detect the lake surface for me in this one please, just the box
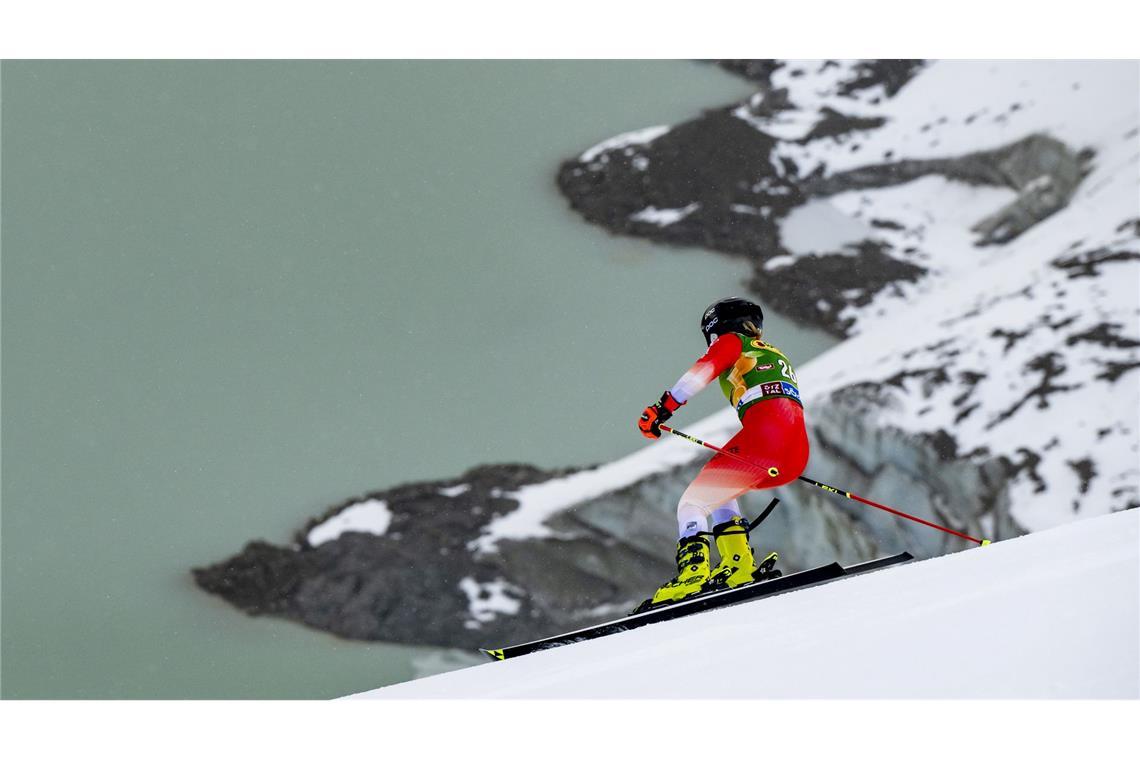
[1,60,836,698]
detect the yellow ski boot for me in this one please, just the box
[648,536,711,606]
[707,516,757,590]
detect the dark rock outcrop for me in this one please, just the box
[712,59,925,99]
[558,63,1087,337]
[193,445,889,648]
[801,133,1088,246]
[557,108,796,259]
[194,463,600,648]
[746,240,928,336]
[710,59,784,86]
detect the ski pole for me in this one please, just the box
[658,424,990,546]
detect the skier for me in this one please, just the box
[637,297,810,606]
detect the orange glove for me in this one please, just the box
[638,391,684,439]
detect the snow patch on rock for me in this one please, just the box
[580,125,670,162]
[458,577,523,629]
[629,203,700,227]
[307,499,392,546]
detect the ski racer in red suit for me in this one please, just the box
[637,297,810,606]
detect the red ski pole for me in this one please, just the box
[659,424,990,546]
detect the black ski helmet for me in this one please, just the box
[700,297,764,346]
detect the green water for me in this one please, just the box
[1,61,836,698]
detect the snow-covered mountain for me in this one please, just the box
[194,60,1138,655]
[352,508,1139,698]
[522,57,1139,555]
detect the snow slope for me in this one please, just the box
[354,508,1138,698]
[767,59,1133,175]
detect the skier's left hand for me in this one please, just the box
[638,391,683,439]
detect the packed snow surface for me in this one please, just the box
[355,509,1138,698]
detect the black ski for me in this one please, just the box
[480,551,913,661]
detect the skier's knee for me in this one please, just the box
[677,498,712,522]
